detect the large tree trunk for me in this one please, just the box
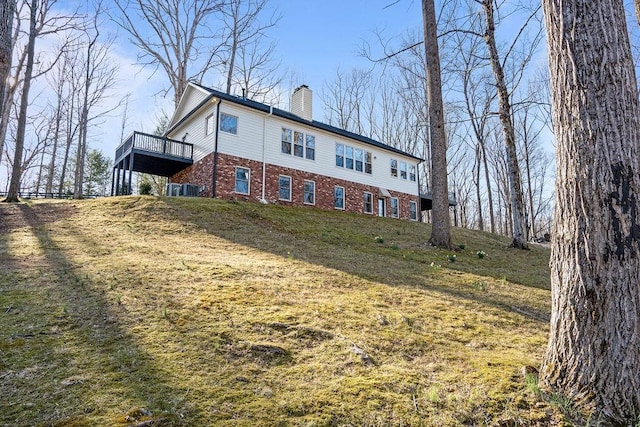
[5,0,37,203]
[481,0,528,249]
[422,0,451,249]
[541,0,640,423]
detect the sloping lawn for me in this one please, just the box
[0,196,562,426]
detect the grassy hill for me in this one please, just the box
[0,196,563,426]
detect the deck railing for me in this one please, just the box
[115,131,193,160]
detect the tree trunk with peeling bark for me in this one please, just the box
[540,0,640,423]
[422,0,451,249]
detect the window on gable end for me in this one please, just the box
[220,113,238,134]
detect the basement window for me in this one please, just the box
[303,180,315,205]
[235,167,250,194]
[390,197,399,218]
[363,192,373,214]
[278,175,291,201]
[334,186,345,210]
[409,201,417,221]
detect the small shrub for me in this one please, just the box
[473,281,487,291]
[448,254,457,263]
[139,181,153,195]
[458,243,466,250]
[477,250,486,259]
[391,244,399,250]
[375,235,384,244]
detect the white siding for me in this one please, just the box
[169,90,421,197]
[169,87,209,128]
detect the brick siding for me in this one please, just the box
[171,152,420,221]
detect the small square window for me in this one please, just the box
[220,113,238,134]
[235,167,250,194]
[303,180,315,205]
[334,186,345,210]
[278,175,291,201]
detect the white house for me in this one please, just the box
[113,82,434,221]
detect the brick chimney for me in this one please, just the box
[291,85,312,121]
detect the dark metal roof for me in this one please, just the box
[189,82,424,162]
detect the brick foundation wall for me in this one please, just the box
[171,152,420,221]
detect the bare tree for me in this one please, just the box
[3,0,78,202]
[422,0,452,248]
[110,0,224,108]
[73,6,119,199]
[5,0,38,202]
[541,0,640,422]
[220,0,280,97]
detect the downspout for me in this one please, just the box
[261,105,273,203]
[211,100,221,198]
[416,160,423,222]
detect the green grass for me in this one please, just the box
[0,196,563,426]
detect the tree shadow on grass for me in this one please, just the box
[165,198,550,324]
[0,203,199,426]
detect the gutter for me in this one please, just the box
[261,105,274,203]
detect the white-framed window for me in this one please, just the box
[335,143,344,167]
[278,175,291,201]
[294,131,304,157]
[363,192,373,214]
[334,186,345,210]
[205,114,215,136]
[400,161,407,180]
[282,127,315,160]
[390,159,398,177]
[303,180,315,205]
[390,197,399,218]
[235,167,250,194]
[365,152,372,174]
[336,143,372,175]
[281,128,292,154]
[355,148,364,172]
[409,200,418,221]
[345,146,354,169]
[220,113,238,134]
[306,135,315,160]
[409,165,416,182]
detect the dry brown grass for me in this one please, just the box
[0,196,564,426]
